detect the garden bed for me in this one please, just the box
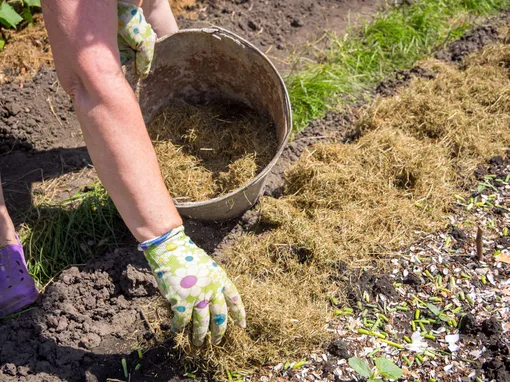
[1,2,509,382]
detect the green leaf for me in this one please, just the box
[426,303,440,316]
[348,357,372,378]
[0,37,5,51]
[374,358,403,380]
[20,8,33,25]
[25,0,41,7]
[0,2,23,28]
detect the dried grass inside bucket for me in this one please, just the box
[148,102,277,202]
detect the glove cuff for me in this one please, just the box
[138,225,184,251]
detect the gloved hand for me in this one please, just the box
[117,1,156,78]
[140,226,246,346]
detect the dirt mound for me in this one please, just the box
[435,25,500,62]
[0,248,188,382]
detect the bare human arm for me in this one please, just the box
[41,0,181,242]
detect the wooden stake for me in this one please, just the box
[476,226,483,261]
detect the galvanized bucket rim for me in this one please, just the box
[154,26,293,211]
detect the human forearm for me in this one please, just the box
[74,72,182,242]
[42,0,181,242]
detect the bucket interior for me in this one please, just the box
[129,28,290,148]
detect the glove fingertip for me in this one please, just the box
[211,335,224,346]
[236,317,247,329]
[192,336,205,347]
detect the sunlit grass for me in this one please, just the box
[288,0,510,131]
[19,182,126,285]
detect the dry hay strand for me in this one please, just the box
[151,142,216,202]
[499,23,510,44]
[148,102,277,201]
[144,262,329,374]
[259,126,456,271]
[0,15,52,83]
[217,153,258,193]
[149,33,510,376]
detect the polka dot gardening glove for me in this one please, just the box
[117,1,156,79]
[140,226,246,346]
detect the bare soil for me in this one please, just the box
[178,0,383,72]
[0,250,187,382]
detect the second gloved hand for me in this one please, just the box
[117,1,156,78]
[140,226,246,346]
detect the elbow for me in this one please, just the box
[59,47,126,106]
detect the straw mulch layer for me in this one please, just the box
[174,40,510,372]
[0,15,52,83]
[147,102,277,202]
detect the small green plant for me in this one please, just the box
[0,0,41,51]
[349,357,403,381]
[121,358,128,379]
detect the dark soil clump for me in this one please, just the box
[0,249,187,382]
[327,340,350,360]
[376,66,437,97]
[346,271,398,305]
[449,226,471,250]
[436,25,499,63]
[459,314,510,382]
[402,272,422,287]
[474,153,510,182]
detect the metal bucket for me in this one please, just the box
[125,27,292,221]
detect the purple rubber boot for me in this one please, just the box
[0,235,38,317]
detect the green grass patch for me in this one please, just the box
[287,0,510,131]
[19,183,125,285]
